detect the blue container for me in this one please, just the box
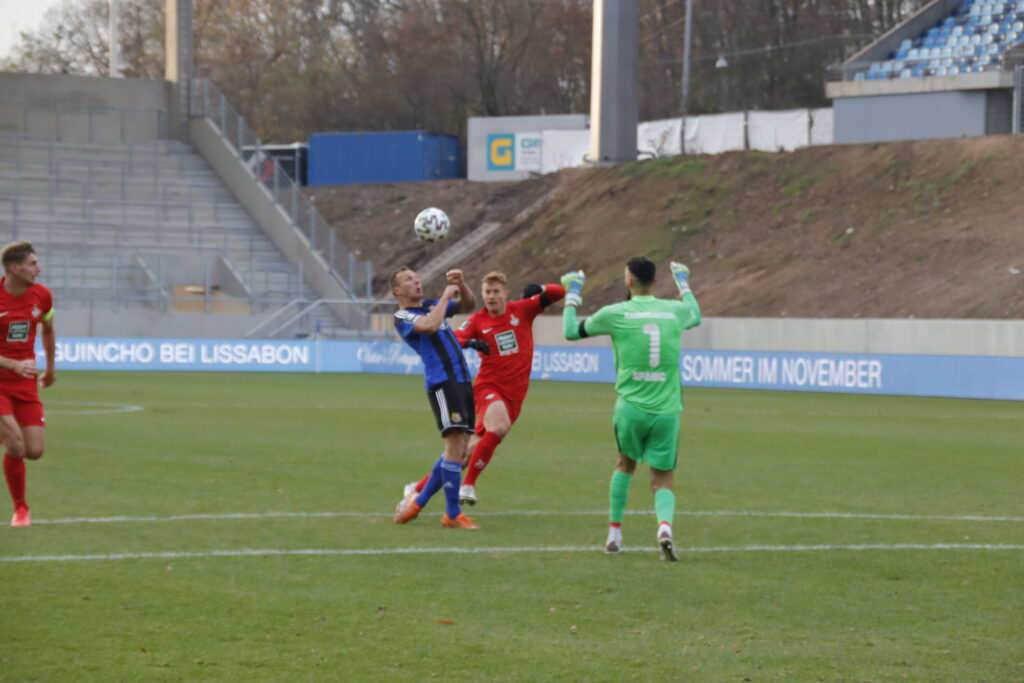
[307,131,461,186]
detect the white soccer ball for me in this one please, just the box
[413,207,450,242]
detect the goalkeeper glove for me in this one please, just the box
[465,339,490,355]
[670,262,691,296]
[560,270,586,307]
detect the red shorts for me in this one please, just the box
[0,382,45,427]
[473,385,523,435]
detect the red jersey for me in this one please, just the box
[0,279,53,386]
[456,285,565,402]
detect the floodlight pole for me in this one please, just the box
[681,0,693,154]
[109,0,119,77]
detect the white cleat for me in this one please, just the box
[396,482,418,515]
[458,484,477,506]
[604,526,623,554]
[658,524,678,562]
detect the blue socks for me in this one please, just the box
[416,456,463,519]
[439,460,462,518]
[416,456,445,507]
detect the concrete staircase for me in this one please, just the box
[0,134,314,317]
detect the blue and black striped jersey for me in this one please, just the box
[394,299,472,389]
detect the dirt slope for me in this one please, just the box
[310,135,1024,319]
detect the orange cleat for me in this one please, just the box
[10,505,31,527]
[393,494,421,524]
[441,512,478,529]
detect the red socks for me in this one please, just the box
[3,454,26,509]
[463,431,503,487]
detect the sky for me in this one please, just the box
[0,0,65,59]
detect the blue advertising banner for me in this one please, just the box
[40,338,1023,401]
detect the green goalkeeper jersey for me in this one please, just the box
[564,294,701,414]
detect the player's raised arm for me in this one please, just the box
[447,269,475,314]
[670,262,702,329]
[537,283,566,309]
[560,270,589,341]
[413,285,460,334]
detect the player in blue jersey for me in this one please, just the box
[391,266,479,529]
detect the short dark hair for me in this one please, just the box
[626,257,656,286]
[1,241,35,270]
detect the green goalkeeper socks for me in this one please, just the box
[654,487,676,527]
[609,471,632,524]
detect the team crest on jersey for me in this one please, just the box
[31,305,41,318]
[510,315,520,326]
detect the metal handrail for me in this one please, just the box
[189,78,373,298]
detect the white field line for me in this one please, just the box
[45,401,144,415]
[3,543,1024,563]
[32,509,1024,525]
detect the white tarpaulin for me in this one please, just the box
[810,108,834,146]
[540,129,591,174]
[748,109,810,152]
[685,112,746,155]
[637,118,682,157]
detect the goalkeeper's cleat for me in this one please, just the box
[10,505,30,528]
[393,494,421,524]
[441,512,478,529]
[604,526,623,554]
[458,484,478,506]
[560,270,586,307]
[670,262,691,296]
[657,523,678,562]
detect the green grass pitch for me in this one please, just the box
[1,371,1021,682]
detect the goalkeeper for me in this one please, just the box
[561,258,701,561]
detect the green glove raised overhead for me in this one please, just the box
[670,262,691,296]
[560,270,586,307]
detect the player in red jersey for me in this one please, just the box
[0,241,56,527]
[403,272,564,507]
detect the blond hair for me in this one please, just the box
[482,271,507,287]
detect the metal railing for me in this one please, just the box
[189,78,373,298]
[0,102,168,143]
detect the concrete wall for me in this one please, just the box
[833,90,988,143]
[467,114,587,182]
[0,72,171,142]
[528,316,1024,358]
[60,308,269,338]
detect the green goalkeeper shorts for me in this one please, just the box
[612,397,680,471]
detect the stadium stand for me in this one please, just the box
[853,0,1024,80]
[0,131,312,314]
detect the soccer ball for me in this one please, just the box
[413,207,450,242]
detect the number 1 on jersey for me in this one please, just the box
[643,323,660,367]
